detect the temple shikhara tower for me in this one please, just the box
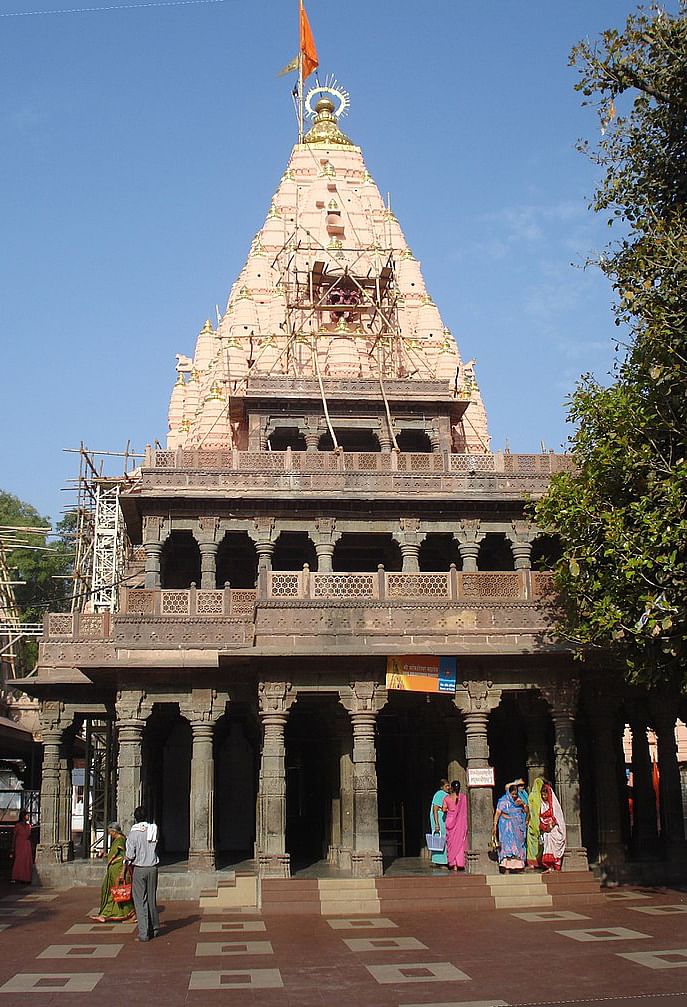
[23,70,686,899]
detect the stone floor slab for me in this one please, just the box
[626,904,687,916]
[555,926,651,942]
[366,962,471,984]
[37,943,123,959]
[400,1002,508,1007]
[195,940,273,957]
[0,908,34,917]
[199,920,266,933]
[618,948,687,970]
[188,969,283,989]
[0,972,104,993]
[327,917,398,930]
[66,923,137,934]
[344,937,428,952]
[16,894,59,903]
[511,910,590,922]
[604,890,652,900]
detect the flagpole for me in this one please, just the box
[298,0,304,143]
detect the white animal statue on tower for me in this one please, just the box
[175,354,194,373]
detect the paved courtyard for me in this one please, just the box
[0,882,686,1006]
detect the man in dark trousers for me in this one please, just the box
[125,806,160,942]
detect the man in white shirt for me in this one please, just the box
[125,805,160,942]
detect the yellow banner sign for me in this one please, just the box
[386,656,457,694]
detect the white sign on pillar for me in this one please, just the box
[467,767,495,787]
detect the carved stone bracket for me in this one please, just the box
[142,515,168,544]
[258,680,295,718]
[179,688,226,727]
[196,516,221,544]
[338,679,388,716]
[539,676,580,718]
[455,679,502,715]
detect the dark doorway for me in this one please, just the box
[478,533,515,571]
[319,429,380,452]
[160,532,201,588]
[333,533,402,572]
[419,533,461,571]
[268,428,307,452]
[488,694,527,797]
[531,535,563,570]
[273,532,318,571]
[397,429,432,453]
[285,697,339,869]
[142,705,191,860]
[214,708,259,866]
[216,532,258,588]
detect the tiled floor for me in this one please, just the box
[0,882,685,1005]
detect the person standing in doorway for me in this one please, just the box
[125,806,160,942]
[10,809,33,884]
[429,779,450,869]
[442,780,469,871]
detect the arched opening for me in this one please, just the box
[214,707,259,868]
[376,691,464,862]
[142,705,191,862]
[531,534,563,570]
[419,533,462,571]
[332,533,402,572]
[272,532,317,571]
[477,533,515,571]
[488,694,527,797]
[160,532,201,589]
[285,696,340,870]
[396,429,432,453]
[318,429,380,452]
[216,532,258,589]
[268,428,307,452]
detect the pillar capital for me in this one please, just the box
[115,689,149,724]
[539,677,580,718]
[142,515,168,544]
[39,700,66,736]
[339,680,388,717]
[454,679,502,716]
[258,680,295,719]
[196,516,221,544]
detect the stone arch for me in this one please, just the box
[332,532,402,572]
[477,532,515,571]
[216,531,258,589]
[160,531,201,589]
[396,429,432,453]
[272,531,317,572]
[419,533,461,571]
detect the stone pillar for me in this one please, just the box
[36,701,65,865]
[455,681,502,875]
[315,542,335,572]
[144,542,163,590]
[428,427,442,454]
[182,690,222,871]
[338,729,354,872]
[252,518,276,574]
[115,691,148,833]
[198,542,219,590]
[400,544,420,573]
[58,746,74,862]
[377,429,393,453]
[339,681,387,878]
[509,520,533,571]
[650,695,687,857]
[585,689,626,871]
[314,519,339,574]
[456,520,485,573]
[628,712,659,856]
[303,429,320,452]
[257,681,295,877]
[543,682,589,871]
[398,519,424,574]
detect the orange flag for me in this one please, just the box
[299,1,319,81]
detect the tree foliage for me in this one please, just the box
[536,4,687,689]
[0,491,73,673]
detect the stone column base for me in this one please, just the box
[337,847,352,872]
[36,843,65,865]
[351,850,383,878]
[258,853,291,878]
[562,847,589,872]
[466,849,499,876]
[327,844,338,865]
[188,850,216,871]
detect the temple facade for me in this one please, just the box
[25,93,686,883]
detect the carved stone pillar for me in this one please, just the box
[398,519,424,573]
[58,741,74,862]
[257,681,295,877]
[115,691,148,832]
[400,544,420,573]
[509,521,533,571]
[303,429,320,452]
[456,520,485,573]
[181,690,222,871]
[198,542,219,590]
[455,681,501,875]
[252,518,276,573]
[650,695,687,858]
[36,701,65,865]
[628,712,659,856]
[338,727,354,872]
[313,519,339,574]
[144,542,163,590]
[585,687,625,871]
[339,681,388,877]
[540,679,589,871]
[377,429,393,453]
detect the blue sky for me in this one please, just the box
[0,0,656,525]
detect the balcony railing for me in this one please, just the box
[43,572,555,642]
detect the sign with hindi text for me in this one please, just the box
[386,656,457,695]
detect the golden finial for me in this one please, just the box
[305,97,353,147]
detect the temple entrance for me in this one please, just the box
[376,692,465,863]
[214,707,259,867]
[285,696,340,870]
[142,705,191,861]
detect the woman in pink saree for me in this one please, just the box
[442,780,468,871]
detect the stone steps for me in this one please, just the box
[199,872,258,911]
[486,872,553,910]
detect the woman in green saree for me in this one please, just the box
[527,777,545,868]
[92,823,135,923]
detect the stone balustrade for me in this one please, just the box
[43,572,556,643]
[139,449,573,498]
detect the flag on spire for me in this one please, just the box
[299,1,319,80]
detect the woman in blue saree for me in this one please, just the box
[429,779,450,868]
[492,781,529,872]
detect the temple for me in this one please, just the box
[21,85,686,893]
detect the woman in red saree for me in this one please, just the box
[11,810,33,884]
[442,780,469,871]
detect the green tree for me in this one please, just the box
[536,4,687,690]
[0,491,73,673]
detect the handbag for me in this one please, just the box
[110,867,132,904]
[426,832,445,853]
